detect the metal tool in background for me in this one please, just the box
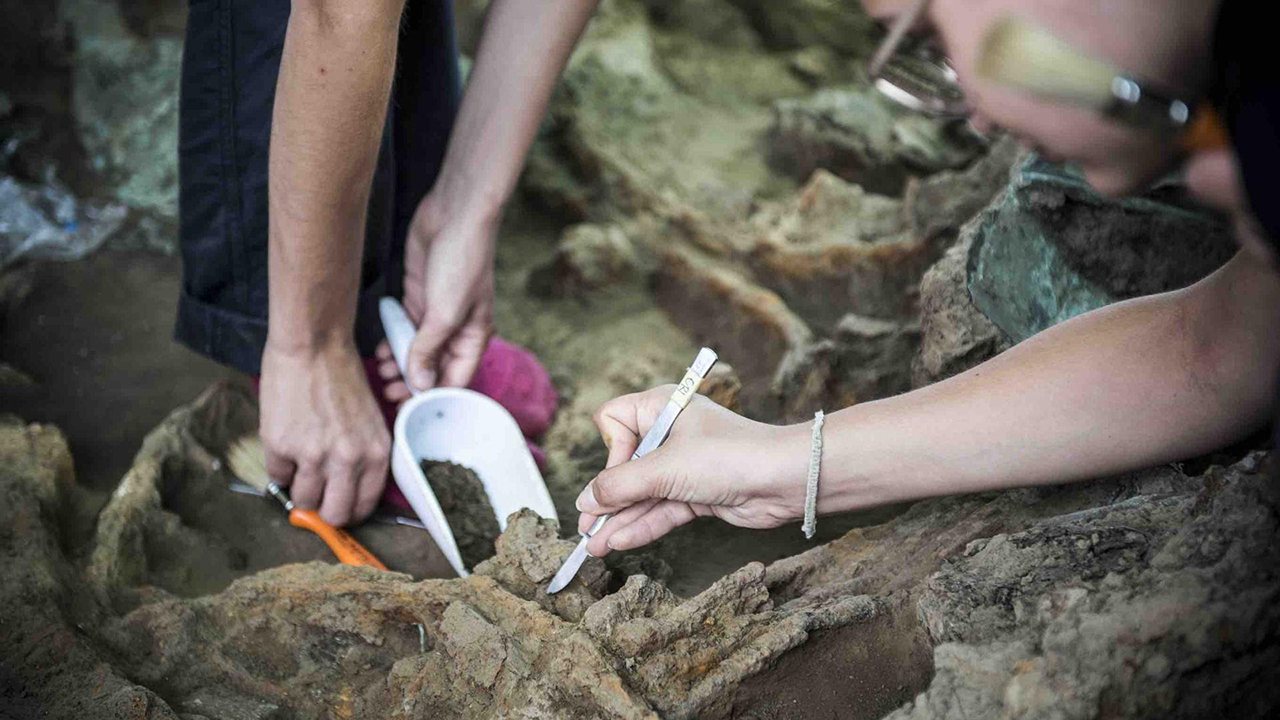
[546,347,719,595]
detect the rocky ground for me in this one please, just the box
[3,0,1277,718]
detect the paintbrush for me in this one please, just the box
[976,16,1226,151]
[225,436,388,570]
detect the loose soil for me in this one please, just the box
[421,459,500,568]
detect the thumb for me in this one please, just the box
[576,452,672,516]
[407,317,453,391]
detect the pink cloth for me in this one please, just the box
[252,336,558,515]
[465,336,559,439]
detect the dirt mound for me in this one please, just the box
[4,382,1278,718]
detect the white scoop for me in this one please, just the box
[379,297,558,577]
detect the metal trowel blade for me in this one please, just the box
[545,535,591,594]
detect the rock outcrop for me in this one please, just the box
[60,0,182,251]
[967,159,1236,344]
[911,208,1008,388]
[767,86,986,196]
[889,454,1280,719]
[5,382,1277,719]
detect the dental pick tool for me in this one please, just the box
[545,348,718,594]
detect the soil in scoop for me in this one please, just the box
[421,460,500,569]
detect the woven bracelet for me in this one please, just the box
[801,410,824,539]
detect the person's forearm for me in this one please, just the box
[431,0,600,223]
[810,253,1280,513]
[267,0,405,353]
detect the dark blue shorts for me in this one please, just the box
[174,0,461,374]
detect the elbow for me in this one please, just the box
[1174,262,1280,428]
[290,0,406,35]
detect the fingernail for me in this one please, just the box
[606,536,619,551]
[576,485,598,513]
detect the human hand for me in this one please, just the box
[574,386,809,557]
[259,340,391,526]
[377,191,496,402]
[863,0,1221,194]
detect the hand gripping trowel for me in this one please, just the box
[379,297,558,577]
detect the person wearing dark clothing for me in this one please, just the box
[175,0,601,526]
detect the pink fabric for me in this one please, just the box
[250,336,557,516]
[464,336,559,439]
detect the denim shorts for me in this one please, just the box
[174,0,461,374]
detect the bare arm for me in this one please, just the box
[432,0,601,220]
[384,0,602,393]
[816,252,1280,512]
[267,0,403,354]
[577,252,1280,553]
[259,0,405,526]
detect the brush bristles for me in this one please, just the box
[977,16,1119,109]
[226,436,271,492]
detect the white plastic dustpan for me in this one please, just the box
[379,297,558,577]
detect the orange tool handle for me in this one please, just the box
[288,509,388,570]
[1182,106,1228,152]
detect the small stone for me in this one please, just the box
[697,362,743,412]
[905,136,1022,243]
[772,313,919,421]
[767,86,985,195]
[747,170,933,330]
[786,46,841,85]
[652,246,812,392]
[527,223,637,298]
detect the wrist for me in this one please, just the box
[761,421,817,524]
[263,330,358,362]
[776,406,904,520]
[425,170,508,234]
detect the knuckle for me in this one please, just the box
[260,430,288,452]
[333,441,361,465]
[421,315,456,336]
[368,440,391,460]
[656,468,688,502]
[299,445,325,465]
[597,395,631,423]
[323,507,350,526]
[591,476,618,507]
